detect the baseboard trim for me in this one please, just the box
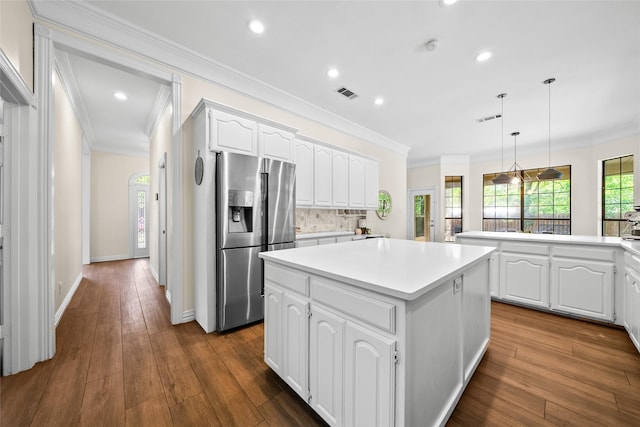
[149,263,159,283]
[182,310,195,323]
[90,254,129,263]
[55,273,83,327]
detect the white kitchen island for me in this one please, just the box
[258,238,495,427]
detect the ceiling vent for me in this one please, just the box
[476,114,501,123]
[336,87,358,100]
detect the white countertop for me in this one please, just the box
[457,231,623,247]
[259,238,495,300]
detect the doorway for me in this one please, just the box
[158,152,167,285]
[408,188,436,242]
[130,172,150,258]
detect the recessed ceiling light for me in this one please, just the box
[248,19,265,34]
[114,91,127,101]
[327,68,339,78]
[440,0,459,5]
[474,51,493,62]
[374,97,384,106]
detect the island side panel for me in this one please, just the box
[404,258,490,427]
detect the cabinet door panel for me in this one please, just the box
[500,253,549,307]
[283,292,309,399]
[295,140,314,206]
[348,155,365,208]
[258,124,294,162]
[344,322,395,427]
[209,109,257,154]
[310,305,344,426]
[313,146,333,207]
[628,269,640,351]
[332,151,349,207]
[551,259,614,321]
[364,159,379,209]
[264,284,283,374]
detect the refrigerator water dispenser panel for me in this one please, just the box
[228,190,253,232]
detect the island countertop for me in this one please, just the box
[259,238,495,300]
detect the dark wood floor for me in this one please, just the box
[1,258,639,426]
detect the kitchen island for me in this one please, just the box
[259,238,494,427]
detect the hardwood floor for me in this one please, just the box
[1,258,639,426]
[450,301,640,426]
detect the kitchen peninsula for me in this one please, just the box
[259,238,494,426]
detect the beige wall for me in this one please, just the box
[148,103,172,281]
[0,0,34,91]
[53,71,83,310]
[408,133,640,239]
[90,151,148,261]
[180,75,407,312]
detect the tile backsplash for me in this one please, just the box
[296,209,366,234]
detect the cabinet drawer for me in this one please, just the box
[501,242,548,256]
[265,264,309,296]
[552,245,616,262]
[311,278,395,333]
[317,237,337,245]
[626,252,640,272]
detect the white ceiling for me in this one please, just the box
[43,1,640,166]
[55,50,169,156]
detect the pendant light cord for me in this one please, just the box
[498,93,506,171]
[548,80,551,167]
[501,96,505,171]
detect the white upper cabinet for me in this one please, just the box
[192,99,296,160]
[295,139,314,207]
[258,123,295,162]
[314,145,333,207]
[348,155,365,208]
[208,109,257,155]
[364,159,379,209]
[332,151,349,207]
[293,135,379,209]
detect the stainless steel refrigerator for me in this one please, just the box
[216,152,295,331]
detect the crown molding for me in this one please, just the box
[0,49,35,106]
[29,0,410,157]
[54,51,96,147]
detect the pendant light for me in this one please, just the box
[509,131,528,184]
[492,93,512,184]
[537,78,563,180]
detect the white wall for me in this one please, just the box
[408,133,640,239]
[53,71,83,311]
[0,0,33,91]
[90,151,148,261]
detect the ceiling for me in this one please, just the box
[42,1,640,166]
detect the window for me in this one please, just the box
[483,166,571,234]
[444,176,462,241]
[602,155,634,237]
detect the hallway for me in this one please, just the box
[0,259,324,426]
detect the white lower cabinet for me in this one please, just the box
[550,245,615,321]
[309,305,345,426]
[551,258,614,321]
[625,253,640,352]
[283,292,309,399]
[264,283,283,374]
[263,257,491,426]
[343,322,395,427]
[458,234,626,326]
[500,251,549,308]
